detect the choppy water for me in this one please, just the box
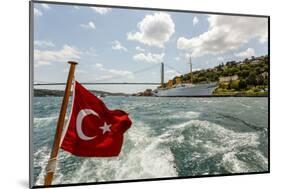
[32,96,268,186]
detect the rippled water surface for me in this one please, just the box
[32,96,268,186]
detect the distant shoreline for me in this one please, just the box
[34,89,268,98]
[34,89,129,97]
[155,94,268,98]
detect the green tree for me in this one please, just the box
[256,75,264,86]
[216,64,224,71]
[193,76,198,83]
[230,80,240,90]
[239,70,249,78]
[238,79,247,89]
[223,69,231,76]
[180,75,184,81]
[263,78,268,86]
[255,67,262,74]
[264,64,268,72]
[244,58,250,64]
[246,72,257,86]
[230,67,239,75]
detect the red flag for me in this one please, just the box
[61,81,132,157]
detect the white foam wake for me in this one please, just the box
[34,119,267,185]
[165,120,268,173]
[171,111,201,119]
[70,121,177,183]
[35,121,178,185]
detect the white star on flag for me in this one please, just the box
[99,122,112,134]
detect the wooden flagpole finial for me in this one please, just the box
[68,60,78,65]
[44,61,78,186]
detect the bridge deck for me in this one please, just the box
[34,82,161,85]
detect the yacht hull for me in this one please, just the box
[154,83,218,97]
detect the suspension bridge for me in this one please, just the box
[34,62,185,87]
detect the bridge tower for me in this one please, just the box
[161,62,164,88]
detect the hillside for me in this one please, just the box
[164,55,268,95]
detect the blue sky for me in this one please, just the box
[33,3,268,93]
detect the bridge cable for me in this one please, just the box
[34,64,160,85]
[164,64,185,75]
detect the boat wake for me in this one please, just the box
[32,97,268,186]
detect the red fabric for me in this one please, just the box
[61,81,132,157]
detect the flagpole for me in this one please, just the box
[44,61,78,186]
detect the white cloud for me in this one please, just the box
[90,7,111,15]
[217,56,224,62]
[136,46,145,52]
[133,52,164,64]
[80,21,96,30]
[94,63,134,80]
[111,40,128,51]
[174,53,192,63]
[95,63,103,69]
[34,8,43,16]
[235,48,256,58]
[34,45,81,67]
[127,12,175,48]
[177,15,268,57]
[34,4,51,17]
[193,16,199,26]
[34,40,55,48]
[41,4,50,10]
[82,47,98,57]
[108,69,134,79]
[184,53,190,59]
[175,57,180,61]
[35,60,50,67]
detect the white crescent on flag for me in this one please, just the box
[76,109,100,140]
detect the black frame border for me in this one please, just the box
[29,0,270,188]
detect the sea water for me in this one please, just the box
[32,96,268,185]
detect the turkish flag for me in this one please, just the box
[60,81,132,157]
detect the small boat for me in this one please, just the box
[97,93,106,98]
